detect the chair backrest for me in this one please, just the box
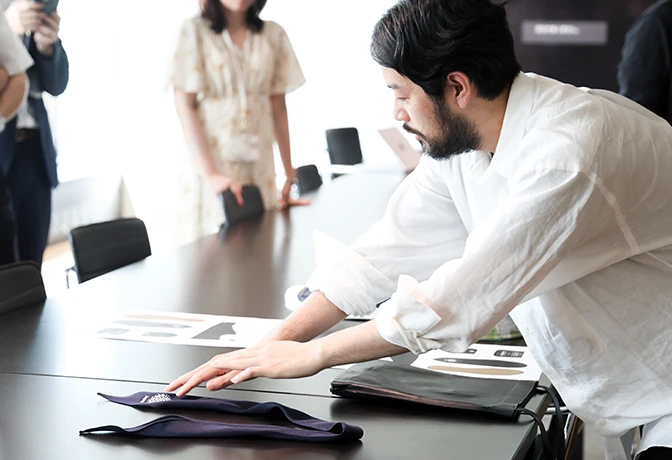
[0,261,46,315]
[221,185,265,227]
[295,164,323,195]
[70,217,152,284]
[325,127,363,166]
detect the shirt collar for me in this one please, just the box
[490,72,537,177]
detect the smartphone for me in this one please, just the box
[34,0,59,15]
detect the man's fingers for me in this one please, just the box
[175,367,225,397]
[164,368,200,392]
[164,360,213,392]
[205,369,243,391]
[164,372,193,392]
[211,355,260,371]
[36,25,56,39]
[42,14,59,30]
[230,367,262,385]
[24,17,43,30]
[211,349,258,370]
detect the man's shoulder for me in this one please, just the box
[526,73,605,130]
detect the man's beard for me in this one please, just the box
[403,102,482,161]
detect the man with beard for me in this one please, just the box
[168,1,672,458]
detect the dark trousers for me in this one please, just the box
[5,134,52,266]
[639,447,672,460]
[0,178,18,266]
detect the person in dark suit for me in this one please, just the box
[2,0,69,265]
[0,9,32,266]
[618,0,672,124]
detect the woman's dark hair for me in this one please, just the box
[371,0,521,101]
[202,0,267,34]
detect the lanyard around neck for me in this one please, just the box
[222,29,250,131]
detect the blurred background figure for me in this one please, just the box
[0,7,31,265]
[171,0,306,243]
[0,0,69,266]
[618,0,672,124]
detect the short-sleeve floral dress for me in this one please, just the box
[171,17,305,243]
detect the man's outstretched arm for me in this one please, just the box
[202,319,405,389]
[166,290,349,396]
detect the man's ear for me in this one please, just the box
[446,72,473,109]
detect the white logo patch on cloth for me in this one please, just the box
[140,393,173,404]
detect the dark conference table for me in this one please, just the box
[0,172,549,460]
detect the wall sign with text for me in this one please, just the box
[521,20,609,45]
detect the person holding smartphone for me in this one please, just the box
[0,8,32,265]
[618,0,672,125]
[1,0,68,266]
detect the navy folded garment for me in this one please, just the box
[80,392,363,444]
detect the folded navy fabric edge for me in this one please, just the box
[79,392,364,444]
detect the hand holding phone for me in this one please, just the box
[34,0,59,15]
[32,0,60,55]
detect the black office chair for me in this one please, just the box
[0,261,46,315]
[325,127,363,166]
[294,164,323,195]
[221,185,265,227]
[67,217,152,286]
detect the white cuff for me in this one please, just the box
[375,275,444,354]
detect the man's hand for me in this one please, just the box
[5,0,44,35]
[34,12,60,56]
[165,358,245,397]
[165,340,325,397]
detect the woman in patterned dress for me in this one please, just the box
[171,0,307,243]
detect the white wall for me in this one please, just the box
[262,0,405,169]
[49,0,406,250]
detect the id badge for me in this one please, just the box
[229,134,262,163]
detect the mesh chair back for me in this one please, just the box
[0,261,46,315]
[70,218,152,284]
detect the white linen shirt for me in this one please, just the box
[307,72,672,454]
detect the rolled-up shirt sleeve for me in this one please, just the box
[306,156,469,317]
[376,161,626,354]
